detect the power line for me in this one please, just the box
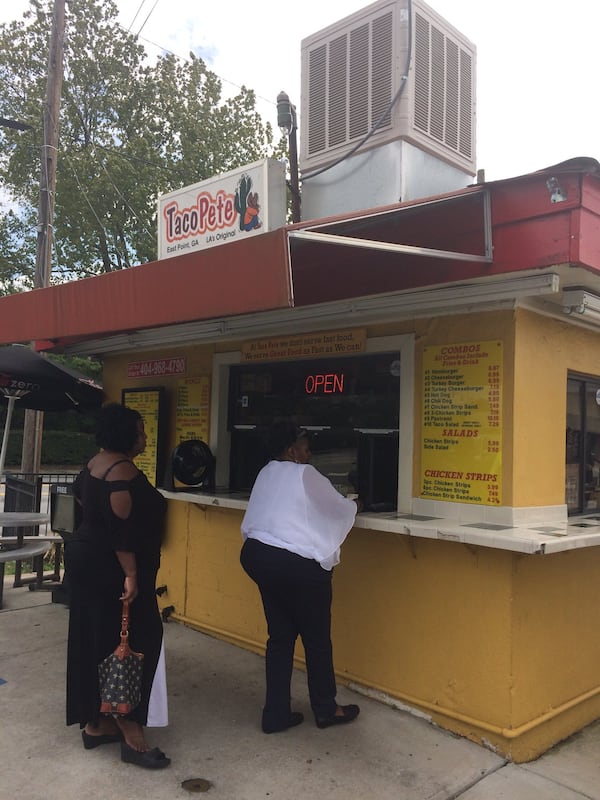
[126,0,148,32]
[91,144,154,239]
[122,25,277,110]
[134,0,160,37]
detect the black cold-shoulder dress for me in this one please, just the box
[65,465,167,727]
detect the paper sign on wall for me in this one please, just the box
[175,377,210,444]
[122,387,166,487]
[420,341,502,506]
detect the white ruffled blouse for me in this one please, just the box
[241,460,357,570]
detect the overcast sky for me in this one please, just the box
[1,0,597,181]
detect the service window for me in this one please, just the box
[566,375,600,514]
[228,352,401,508]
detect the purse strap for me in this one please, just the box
[120,599,131,645]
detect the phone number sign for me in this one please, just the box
[127,357,186,379]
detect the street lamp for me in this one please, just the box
[277,91,301,223]
[0,118,33,132]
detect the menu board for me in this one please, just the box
[122,387,166,486]
[421,341,502,506]
[175,377,210,444]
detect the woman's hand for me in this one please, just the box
[120,574,138,603]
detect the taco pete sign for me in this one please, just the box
[158,158,286,260]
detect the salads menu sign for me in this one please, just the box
[421,341,503,506]
[157,158,286,260]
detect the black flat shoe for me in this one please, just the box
[81,729,122,749]
[120,742,171,769]
[316,704,360,729]
[262,711,304,734]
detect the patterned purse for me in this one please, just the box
[98,599,144,717]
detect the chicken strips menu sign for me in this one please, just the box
[157,158,286,259]
[421,341,502,506]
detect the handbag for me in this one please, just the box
[98,599,144,716]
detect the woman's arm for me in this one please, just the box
[116,550,138,602]
[110,479,138,602]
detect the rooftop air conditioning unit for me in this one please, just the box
[299,0,476,181]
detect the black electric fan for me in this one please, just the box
[163,439,216,491]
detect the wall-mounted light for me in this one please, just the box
[277,91,301,223]
[562,288,600,318]
[546,176,567,203]
[276,91,295,136]
[0,117,34,132]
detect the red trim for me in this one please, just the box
[0,229,291,347]
[2,163,600,350]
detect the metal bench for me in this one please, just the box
[0,538,52,609]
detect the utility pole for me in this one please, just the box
[21,0,66,474]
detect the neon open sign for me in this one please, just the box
[305,372,345,394]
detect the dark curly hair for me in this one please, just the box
[265,419,308,459]
[95,403,142,453]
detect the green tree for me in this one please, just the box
[0,0,276,286]
[0,208,36,292]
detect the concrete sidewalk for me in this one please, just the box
[1,583,599,800]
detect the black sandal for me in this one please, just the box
[120,742,171,769]
[81,729,122,749]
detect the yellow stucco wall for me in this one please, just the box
[99,311,600,762]
[154,500,600,762]
[513,309,600,506]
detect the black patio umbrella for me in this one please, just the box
[0,344,103,472]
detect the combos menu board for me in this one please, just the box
[421,341,502,506]
[122,387,166,487]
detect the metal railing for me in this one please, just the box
[1,471,77,516]
[1,471,78,587]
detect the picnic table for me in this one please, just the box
[0,511,53,608]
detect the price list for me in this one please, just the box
[421,341,502,506]
[123,388,163,486]
[175,377,210,444]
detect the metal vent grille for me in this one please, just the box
[413,11,473,159]
[371,13,393,129]
[349,24,369,140]
[307,10,394,156]
[301,0,476,174]
[308,44,327,155]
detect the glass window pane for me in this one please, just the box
[584,383,600,512]
[566,378,582,514]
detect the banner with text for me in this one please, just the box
[241,329,366,363]
[421,341,502,506]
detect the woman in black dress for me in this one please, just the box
[65,403,170,769]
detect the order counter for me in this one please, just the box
[160,488,600,555]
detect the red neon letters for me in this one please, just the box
[305,373,345,394]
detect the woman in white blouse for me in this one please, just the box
[240,420,362,734]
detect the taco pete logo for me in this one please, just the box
[158,159,286,259]
[163,173,261,254]
[163,190,236,240]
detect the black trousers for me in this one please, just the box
[240,538,338,727]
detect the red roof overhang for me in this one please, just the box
[0,228,292,349]
[1,158,600,353]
